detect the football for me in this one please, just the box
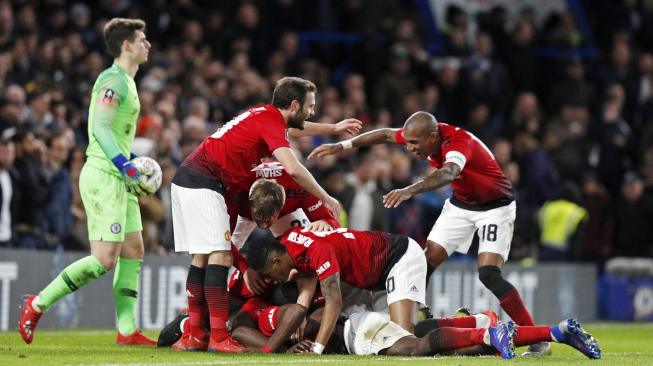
[131,156,162,194]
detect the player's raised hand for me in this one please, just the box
[333,118,362,136]
[308,143,343,160]
[323,195,341,218]
[307,220,333,232]
[383,187,413,208]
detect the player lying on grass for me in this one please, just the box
[158,277,600,360]
[247,225,428,354]
[233,304,601,359]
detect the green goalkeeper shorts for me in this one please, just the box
[79,162,142,242]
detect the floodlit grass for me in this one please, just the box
[1,323,652,365]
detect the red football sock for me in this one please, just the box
[514,326,553,346]
[429,327,486,351]
[186,265,207,339]
[434,316,477,328]
[500,288,535,326]
[205,264,230,342]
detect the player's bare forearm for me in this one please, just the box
[232,326,268,349]
[289,122,334,137]
[266,304,307,352]
[274,148,329,200]
[288,119,362,138]
[350,128,399,147]
[308,128,399,160]
[315,274,342,348]
[406,163,461,196]
[296,276,318,309]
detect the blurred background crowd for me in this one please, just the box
[0,0,652,265]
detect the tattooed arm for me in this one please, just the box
[383,162,461,208]
[313,273,342,352]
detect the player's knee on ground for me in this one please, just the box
[477,265,513,298]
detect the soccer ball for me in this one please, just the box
[131,156,162,194]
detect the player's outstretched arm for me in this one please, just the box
[312,273,342,354]
[308,128,399,160]
[273,147,341,217]
[383,162,461,208]
[288,118,362,138]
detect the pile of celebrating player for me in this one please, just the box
[18,18,600,360]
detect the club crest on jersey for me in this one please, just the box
[103,89,115,103]
[225,230,232,241]
[285,129,289,141]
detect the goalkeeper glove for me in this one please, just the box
[111,154,149,196]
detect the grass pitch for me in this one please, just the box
[1,323,652,365]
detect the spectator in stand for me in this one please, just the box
[537,182,588,262]
[463,32,512,119]
[501,20,539,93]
[43,130,73,249]
[579,172,614,262]
[12,127,49,249]
[375,45,418,115]
[0,131,18,247]
[508,91,542,137]
[594,96,633,195]
[345,151,388,232]
[614,172,653,257]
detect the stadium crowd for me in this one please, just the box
[0,0,652,263]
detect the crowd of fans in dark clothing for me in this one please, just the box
[0,0,652,263]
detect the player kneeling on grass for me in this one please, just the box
[247,225,428,354]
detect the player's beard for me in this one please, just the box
[287,112,306,130]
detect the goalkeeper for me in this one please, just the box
[19,18,157,346]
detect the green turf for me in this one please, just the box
[1,323,652,365]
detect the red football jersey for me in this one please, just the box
[226,162,338,230]
[396,123,513,206]
[182,105,290,187]
[279,227,408,290]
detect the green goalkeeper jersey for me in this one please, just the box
[86,64,140,176]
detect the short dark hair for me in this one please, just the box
[271,77,316,109]
[103,18,146,58]
[247,237,286,271]
[249,178,285,222]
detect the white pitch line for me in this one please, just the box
[86,356,452,366]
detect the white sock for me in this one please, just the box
[483,329,491,345]
[32,296,43,313]
[474,313,491,329]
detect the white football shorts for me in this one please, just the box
[427,199,516,261]
[172,183,231,254]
